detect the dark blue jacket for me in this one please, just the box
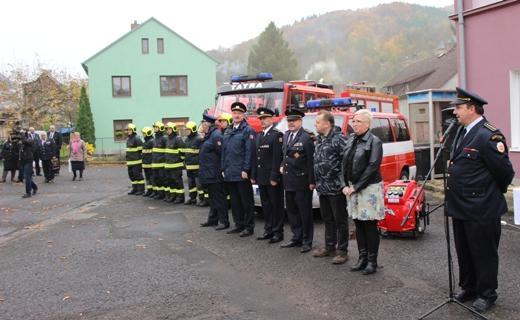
[447,118,515,220]
[221,120,255,182]
[199,126,224,185]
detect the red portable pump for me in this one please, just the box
[378,180,428,238]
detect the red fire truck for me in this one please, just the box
[213,73,335,131]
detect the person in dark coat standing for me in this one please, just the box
[447,87,515,313]
[125,123,145,195]
[199,113,229,230]
[141,127,155,197]
[151,121,168,200]
[1,136,18,183]
[280,108,315,253]
[163,122,185,203]
[221,102,256,237]
[38,133,57,183]
[251,107,285,243]
[19,130,38,198]
[47,125,63,174]
[28,127,41,176]
[312,111,349,264]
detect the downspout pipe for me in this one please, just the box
[457,0,467,89]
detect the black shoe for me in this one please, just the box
[143,190,153,197]
[200,222,218,227]
[300,244,312,253]
[362,262,377,275]
[280,240,302,248]
[164,195,175,203]
[257,233,273,240]
[32,188,38,195]
[72,176,76,181]
[215,224,230,231]
[173,197,184,204]
[197,200,209,207]
[239,230,254,237]
[350,257,368,272]
[134,191,144,196]
[471,297,495,313]
[226,227,244,234]
[22,193,31,198]
[128,189,137,195]
[454,290,478,303]
[36,173,42,176]
[269,235,284,244]
[184,198,197,205]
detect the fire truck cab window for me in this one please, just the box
[392,119,410,141]
[370,118,393,143]
[290,92,304,108]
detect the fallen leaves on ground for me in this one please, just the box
[135,244,146,249]
[62,295,70,301]
[24,224,42,230]
[186,240,193,244]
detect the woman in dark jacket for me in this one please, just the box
[1,137,18,182]
[341,109,384,275]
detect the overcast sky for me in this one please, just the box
[0,0,454,78]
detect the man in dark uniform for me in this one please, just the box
[151,121,168,200]
[447,87,515,313]
[39,133,57,183]
[182,121,203,205]
[164,122,185,204]
[199,112,229,230]
[141,126,155,197]
[251,107,285,243]
[280,108,315,253]
[221,102,256,237]
[47,125,63,175]
[125,123,145,195]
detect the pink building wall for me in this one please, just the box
[453,0,520,179]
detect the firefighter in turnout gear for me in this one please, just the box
[164,122,186,203]
[151,121,168,199]
[141,126,154,197]
[182,121,203,205]
[125,123,145,195]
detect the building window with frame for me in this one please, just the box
[112,76,131,97]
[141,38,149,54]
[113,119,132,142]
[160,76,188,96]
[157,38,164,54]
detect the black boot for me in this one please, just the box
[164,193,173,202]
[135,184,144,196]
[350,249,368,272]
[362,253,378,275]
[143,189,153,197]
[128,185,137,195]
[184,198,197,205]
[155,190,165,200]
[173,195,184,204]
[197,199,209,207]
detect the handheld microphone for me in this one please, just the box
[440,119,458,144]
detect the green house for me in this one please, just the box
[82,17,218,154]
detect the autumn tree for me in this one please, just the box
[247,22,299,81]
[75,86,95,146]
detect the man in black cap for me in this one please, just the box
[251,107,285,243]
[199,112,229,229]
[447,87,515,313]
[280,108,315,253]
[221,102,256,237]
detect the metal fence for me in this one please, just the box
[92,137,127,160]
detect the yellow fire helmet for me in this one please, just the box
[166,122,177,132]
[218,112,233,125]
[127,123,137,133]
[185,121,197,133]
[153,121,165,132]
[141,126,153,137]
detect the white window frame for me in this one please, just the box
[510,70,520,152]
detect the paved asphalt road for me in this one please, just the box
[0,165,519,320]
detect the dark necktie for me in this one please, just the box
[456,128,467,149]
[288,133,295,145]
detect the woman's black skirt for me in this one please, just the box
[71,160,85,171]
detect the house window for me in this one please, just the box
[112,76,132,97]
[510,70,520,152]
[141,38,149,54]
[113,119,132,142]
[112,76,131,97]
[160,76,188,96]
[157,38,164,54]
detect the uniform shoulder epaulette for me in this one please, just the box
[483,122,498,132]
[303,128,314,135]
[272,127,281,133]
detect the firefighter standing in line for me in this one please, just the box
[141,126,154,197]
[182,121,203,205]
[151,121,168,199]
[125,123,145,195]
[164,122,186,204]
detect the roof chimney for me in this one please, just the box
[131,20,140,31]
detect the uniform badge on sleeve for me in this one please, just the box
[496,141,505,153]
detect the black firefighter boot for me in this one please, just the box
[173,194,184,204]
[128,185,137,195]
[184,197,197,205]
[154,190,165,200]
[362,252,378,275]
[135,184,144,196]
[143,188,153,197]
[164,192,174,202]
